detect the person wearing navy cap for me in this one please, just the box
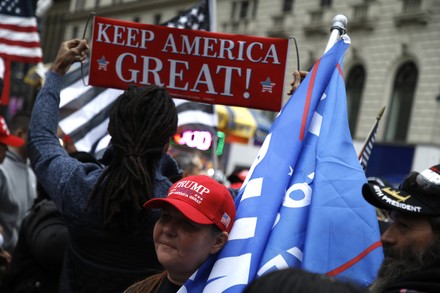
[362,164,440,293]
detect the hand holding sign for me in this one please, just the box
[287,70,308,96]
[50,39,89,76]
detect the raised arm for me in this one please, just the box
[27,40,97,214]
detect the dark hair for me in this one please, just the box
[10,112,31,133]
[244,268,367,293]
[88,85,177,227]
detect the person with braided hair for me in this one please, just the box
[27,39,181,292]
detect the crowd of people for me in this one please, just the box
[0,38,439,293]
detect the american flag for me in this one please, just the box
[163,0,210,30]
[58,0,218,156]
[358,106,386,171]
[0,0,43,104]
[220,212,231,228]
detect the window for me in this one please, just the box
[402,0,421,13]
[346,65,366,136]
[231,1,237,20]
[231,0,258,20]
[385,62,418,142]
[320,0,332,8]
[75,0,85,11]
[353,3,369,19]
[283,0,294,12]
[240,1,249,19]
[154,14,162,25]
[252,0,258,18]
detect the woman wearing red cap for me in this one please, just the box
[125,175,236,293]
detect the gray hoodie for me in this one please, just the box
[0,150,36,253]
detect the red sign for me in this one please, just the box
[88,16,289,111]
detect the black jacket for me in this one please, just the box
[383,267,440,293]
[8,199,68,293]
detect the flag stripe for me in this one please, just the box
[59,87,108,120]
[0,44,42,58]
[359,122,379,171]
[0,52,42,63]
[326,241,382,277]
[83,131,111,155]
[0,37,40,47]
[0,23,39,33]
[59,88,120,134]
[0,28,40,42]
[90,133,111,155]
[60,83,92,108]
[300,60,320,140]
[62,64,90,88]
[68,104,114,142]
[336,63,344,77]
[175,100,214,114]
[0,14,38,26]
[175,99,217,128]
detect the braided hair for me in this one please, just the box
[88,85,178,228]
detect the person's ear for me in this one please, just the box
[14,128,27,139]
[210,231,228,254]
[163,142,170,152]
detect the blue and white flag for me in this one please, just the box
[181,35,383,292]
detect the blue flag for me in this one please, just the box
[180,36,383,293]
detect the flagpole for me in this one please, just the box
[208,0,217,32]
[207,0,221,180]
[358,106,386,163]
[324,14,347,53]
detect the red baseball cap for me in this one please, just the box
[144,175,236,233]
[0,116,24,147]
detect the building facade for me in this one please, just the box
[41,0,440,181]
